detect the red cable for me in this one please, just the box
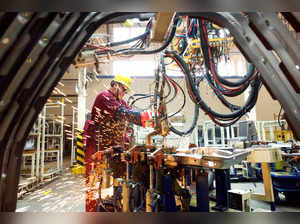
[85,43,110,51]
[187,18,194,35]
[207,113,238,127]
[174,37,183,46]
[163,74,178,95]
[201,20,255,93]
[167,54,199,104]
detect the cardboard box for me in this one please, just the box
[228,189,251,212]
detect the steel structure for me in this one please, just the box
[41,101,64,179]
[1,12,300,211]
[70,106,78,167]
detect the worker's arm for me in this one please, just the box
[91,91,122,124]
[116,107,153,127]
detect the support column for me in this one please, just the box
[195,170,209,212]
[212,124,216,146]
[36,114,42,178]
[41,106,46,181]
[77,67,87,130]
[60,98,64,171]
[262,121,266,141]
[221,127,225,147]
[203,123,208,147]
[212,169,230,212]
[71,107,76,167]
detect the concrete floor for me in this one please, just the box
[17,155,86,212]
[230,182,300,212]
[16,168,86,212]
[16,158,300,212]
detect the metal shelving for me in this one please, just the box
[41,100,65,180]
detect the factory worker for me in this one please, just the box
[84,74,152,212]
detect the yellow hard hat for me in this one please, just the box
[113,74,131,89]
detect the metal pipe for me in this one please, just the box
[60,98,64,172]
[146,130,159,146]
[221,127,225,147]
[182,168,186,188]
[36,114,42,178]
[203,123,208,147]
[146,159,154,212]
[31,153,35,177]
[226,126,230,144]
[231,125,235,139]
[126,161,130,181]
[262,121,266,141]
[71,107,75,167]
[41,106,46,180]
[122,182,130,212]
[149,163,153,191]
[102,168,112,189]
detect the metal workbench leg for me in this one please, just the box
[212,169,230,212]
[32,153,35,177]
[195,170,209,212]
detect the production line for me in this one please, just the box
[86,139,285,212]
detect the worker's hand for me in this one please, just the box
[140,110,154,128]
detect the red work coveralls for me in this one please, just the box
[84,89,139,211]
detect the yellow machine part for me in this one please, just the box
[262,129,294,142]
[72,164,86,175]
[274,130,294,142]
[274,160,285,170]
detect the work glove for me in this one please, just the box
[140,110,154,128]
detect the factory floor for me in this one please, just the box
[16,158,300,212]
[17,156,86,212]
[229,182,300,212]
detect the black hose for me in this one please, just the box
[160,54,172,100]
[129,94,153,110]
[96,16,179,57]
[119,16,180,55]
[164,51,261,121]
[278,105,284,130]
[211,59,256,87]
[161,54,200,136]
[163,74,177,105]
[166,77,186,119]
[205,70,252,97]
[169,104,199,136]
[198,18,256,88]
[204,74,241,111]
[108,30,150,47]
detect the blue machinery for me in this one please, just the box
[91,145,251,212]
[271,152,300,202]
[91,145,297,212]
